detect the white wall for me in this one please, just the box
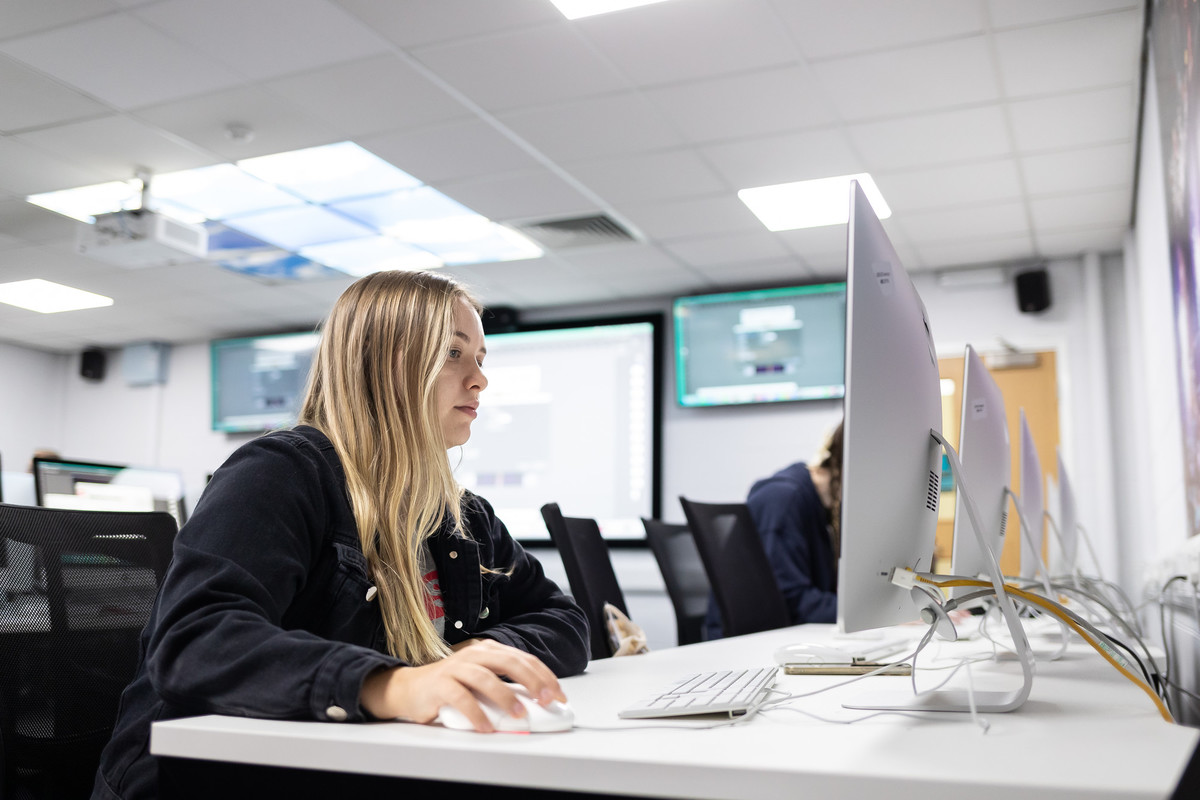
[0,341,67,472]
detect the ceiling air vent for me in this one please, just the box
[511,214,636,250]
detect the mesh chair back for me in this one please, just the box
[641,519,710,646]
[0,503,177,797]
[540,503,627,660]
[678,497,790,637]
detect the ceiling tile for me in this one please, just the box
[994,9,1143,98]
[778,0,986,59]
[558,243,683,274]
[1020,142,1135,195]
[332,0,561,48]
[16,114,213,179]
[0,14,241,109]
[1035,224,1127,256]
[986,0,1140,29]
[813,36,999,120]
[876,159,1024,212]
[849,105,1013,170]
[0,56,109,133]
[134,84,340,162]
[915,233,1035,269]
[437,168,596,223]
[410,23,629,112]
[0,138,110,196]
[1030,188,1131,232]
[134,0,392,82]
[359,118,543,185]
[564,150,728,206]
[691,256,815,288]
[0,0,124,39]
[575,0,796,87]
[776,223,851,264]
[262,55,473,140]
[900,200,1031,242]
[496,91,685,163]
[701,127,863,188]
[1008,86,1136,152]
[643,65,840,144]
[663,230,792,268]
[621,194,765,241]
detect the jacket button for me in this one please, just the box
[365,586,377,602]
[479,606,490,619]
[454,620,464,630]
[449,550,458,559]
[326,705,348,721]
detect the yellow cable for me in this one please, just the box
[913,574,1174,724]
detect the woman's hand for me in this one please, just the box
[360,639,567,732]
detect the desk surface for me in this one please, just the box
[151,624,1199,800]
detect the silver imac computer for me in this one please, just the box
[1050,449,1079,578]
[948,344,1010,600]
[837,180,1033,712]
[1016,411,1046,582]
[32,457,187,528]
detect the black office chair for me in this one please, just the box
[540,503,628,661]
[641,518,710,646]
[678,497,790,638]
[0,503,177,799]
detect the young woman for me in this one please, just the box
[93,270,590,800]
[703,421,844,640]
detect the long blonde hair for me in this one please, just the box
[297,270,481,665]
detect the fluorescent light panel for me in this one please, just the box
[739,173,891,231]
[25,141,542,276]
[0,279,113,313]
[551,0,673,19]
[26,179,143,223]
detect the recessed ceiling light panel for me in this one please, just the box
[0,278,114,313]
[550,0,673,19]
[739,173,891,231]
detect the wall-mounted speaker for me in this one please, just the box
[482,305,520,334]
[80,347,107,381]
[1015,268,1051,314]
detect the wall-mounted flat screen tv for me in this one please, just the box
[211,331,320,433]
[673,282,846,407]
[456,314,662,544]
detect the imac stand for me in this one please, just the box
[843,431,1035,714]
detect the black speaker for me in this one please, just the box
[1015,269,1051,314]
[482,306,520,334]
[80,347,106,381]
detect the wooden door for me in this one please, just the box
[935,350,1060,577]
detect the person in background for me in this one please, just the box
[704,420,844,640]
[92,270,589,800]
[27,448,61,472]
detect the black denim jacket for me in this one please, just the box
[92,426,589,800]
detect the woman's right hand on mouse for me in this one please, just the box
[360,638,566,732]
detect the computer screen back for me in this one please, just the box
[949,345,1011,596]
[1017,411,1045,579]
[837,179,944,634]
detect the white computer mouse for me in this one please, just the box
[773,642,855,665]
[435,684,574,733]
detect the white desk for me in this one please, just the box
[151,624,1199,800]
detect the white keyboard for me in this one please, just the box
[618,666,777,719]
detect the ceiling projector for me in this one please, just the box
[76,209,209,268]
